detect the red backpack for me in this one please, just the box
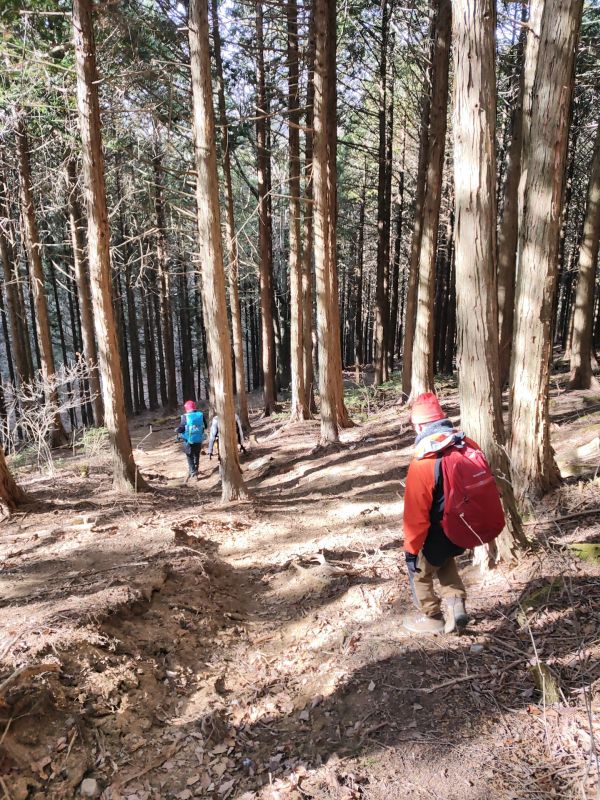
[440,440,505,548]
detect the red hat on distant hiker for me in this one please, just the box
[184,400,197,412]
[410,392,446,425]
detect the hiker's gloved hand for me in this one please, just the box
[209,452,213,460]
[405,552,421,574]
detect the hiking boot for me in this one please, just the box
[402,612,445,635]
[444,597,469,633]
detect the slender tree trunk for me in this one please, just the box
[509,0,583,503]
[287,0,309,420]
[388,136,406,370]
[211,0,250,431]
[255,0,277,415]
[410,0,451,398]
[401,6,435,401]
[15,117,68,446]
[354,180,366,383]
[47,254,76,429]
[452,0,527,564]
[72,0,147,491]
[152,153,177,411]
[0,227,30,388]
[0,283,15,387]
[313,0,352,443]
[442,242,456,374]
[188,0,247,501]
[115,270,133,415]
[66,158,104,424]
[569,118,600,389]
[141,261,158,410]
[497,4,527,388]
[303,1,317,413]
[178,260,195,400]
[374,0,391,386]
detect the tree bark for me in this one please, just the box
[509,0,583,503]
[255,0,277,415]
[452,0,527,563]
[287,0,309,420]
[0,446,27,515]
[497,4,527,388]
[211,0,250,431]
[15,117,68,446]
[374,0,391,387]
[354,178,366,383]
[401,6,434,402]
[72,0,147,492]
[66,158,104,424]
[188,0,248,501]
[569,118,600,389]
[410,0,451,399]
[152,152,177,411]
[313,0,352,443]
[302,0,317,413]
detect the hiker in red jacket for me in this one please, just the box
[402,392,470,635]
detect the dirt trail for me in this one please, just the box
[1,387,600,799]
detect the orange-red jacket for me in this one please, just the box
[403,428,480,555]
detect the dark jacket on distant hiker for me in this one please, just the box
[207,414,245,457]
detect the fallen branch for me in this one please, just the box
[523,507,600,526]
[384,658,523,695]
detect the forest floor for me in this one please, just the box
[1,373,600,800]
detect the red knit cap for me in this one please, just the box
[184,400,197,412]
[410,392,445,425]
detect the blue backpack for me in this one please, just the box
[184,411,205,445]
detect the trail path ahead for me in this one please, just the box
[1,390,600,799]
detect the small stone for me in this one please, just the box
[368,681,376,692]
[80,778,100,798]
[470,644,484,654]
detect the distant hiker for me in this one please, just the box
[207,414,246,460]
[175,400,207,481]
[402,392,505,635]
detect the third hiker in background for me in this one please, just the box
[401,392,505,635]
[207,413,247,461]
[175,400,207,482]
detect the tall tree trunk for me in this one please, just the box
[509,0,583,503]
[374,0,391,387]
[115,270,133,415]
[313,0,352,443]
[72,0,147,491]
[354,180,366,383]
[452,0,527,563]
[0,224,31,388]
[287,0,309,420]
[388,136,406,370]
[302,0,317,413]
[569,118,600,389]
[0,282,16,387]
[188,0,247,501]
[15,117,68,446]
[152,153,177,411]
[47,254,76,429]
[178,260,195,400]
[497,3,527,388]
[401,6,435,401]
[141,257,158,410]
[211,0,250,431]
[66,158,104,424]
[410,0,451,398]
[255,0,277,415]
